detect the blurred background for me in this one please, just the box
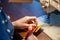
[39,0,60,40]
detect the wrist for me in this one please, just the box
[12,21,16,27]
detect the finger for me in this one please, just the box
[22,23,30,28]
[23,23,37,29]
[29,24,36,27]
[25,16,37,21]
[20,23,29,27]
[26,16,37,24]
[28,24,37,30]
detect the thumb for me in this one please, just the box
[28,24,37,30]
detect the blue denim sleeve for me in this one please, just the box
[0,7,14,40]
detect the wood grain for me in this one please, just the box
[9,0,32,3]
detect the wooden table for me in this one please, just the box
[34,32,52,40]
[13,29,52,40]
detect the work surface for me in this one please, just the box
[34,30,52,40]
[13,29,52,40]
[35,32,52,40]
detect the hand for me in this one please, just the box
[12,16,37,29]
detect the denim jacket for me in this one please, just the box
[0,7,14,40]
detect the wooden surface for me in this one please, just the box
[34,29,52,40]
[36,32,52,40]
[9,0,32,3]
[13,29,52,40]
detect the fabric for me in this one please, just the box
[0,7,14,40]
